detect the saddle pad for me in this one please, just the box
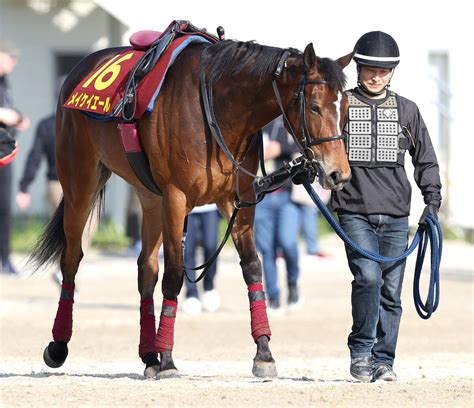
[64,34,210,119]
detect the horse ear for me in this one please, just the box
[336,52,354,69]
[303,43,317,70]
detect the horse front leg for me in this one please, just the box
[154,186,187,378]
[221,203,277,378]
[135,193,163,379]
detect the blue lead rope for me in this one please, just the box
[302,181,442,319]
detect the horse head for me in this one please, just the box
[283,44,352,190]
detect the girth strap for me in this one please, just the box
[118,123,162,195]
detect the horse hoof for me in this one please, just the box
[252,360,278,378]
[144,365,160,379]
[156,368,180,379]
[43,341,68,368]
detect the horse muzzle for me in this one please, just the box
[316,163,351,191]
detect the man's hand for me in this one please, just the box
[264,140,281,160]
[0,107,21,127]
[419,202,440,226]
[16,191,31,210]
[15,116,30,131]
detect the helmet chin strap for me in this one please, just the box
[357,66,395,97]
[358,80,387,97]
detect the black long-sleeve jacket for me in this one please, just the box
[331,88,442,217]
[19,114,57,192]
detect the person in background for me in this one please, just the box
[181,204,221,315]
[254,116,301,313]
[0,41,30,275]
[16,76,65,217]
[291,179,331,258]
[16,113,57,214]
[125,186,142,257]
[332,31,442,382]
[0,128,17,167]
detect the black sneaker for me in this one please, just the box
[288,284,299,304]
[287,284,303,311]
[267,296,282,315]
[372,364,397,382]
[267,296,280,309]
[350,355,373,382]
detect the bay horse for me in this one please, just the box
[31,37,352,379]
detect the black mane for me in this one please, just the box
[200,40,297,86]
[319,57,347,92]
[200,39,346,92]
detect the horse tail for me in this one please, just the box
[29,184,107,272]
[29,199,66,271]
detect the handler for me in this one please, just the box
[331,31,442,382]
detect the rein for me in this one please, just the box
[185,49,344,283]
[302,181,442,320]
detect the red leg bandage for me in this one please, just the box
[155,298,177,352]
[52,283,75,342]
[139,298,157,358]
[248,283,271,341]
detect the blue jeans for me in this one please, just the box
[338,211,408,366]
[183,210,220,298]
[255,190,300,300]
[297,204,320,254]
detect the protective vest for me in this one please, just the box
[344,91,410,167]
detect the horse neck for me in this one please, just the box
[218,66,303,136]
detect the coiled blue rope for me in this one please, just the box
[302,181,442,319]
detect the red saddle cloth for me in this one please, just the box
[64,31,211,119]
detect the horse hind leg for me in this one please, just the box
[42,163,111,368]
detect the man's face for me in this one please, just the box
[0,52,17,76]
[359,65,393,94]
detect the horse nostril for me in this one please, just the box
[330,171,342,184]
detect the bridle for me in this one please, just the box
[199,48,346,182]
[271,50,346,160]
[187,47,346,282]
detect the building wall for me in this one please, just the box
[1,0,129,226]
[97,0,474,231]
[2,0,473,233]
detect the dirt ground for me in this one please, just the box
[1,236,472,407]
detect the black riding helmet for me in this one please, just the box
[353,31,400,69]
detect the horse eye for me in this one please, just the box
[310,104,320,114]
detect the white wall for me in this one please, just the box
[3,0,473,231]
[1,1,129,226]
[96,0,474,230]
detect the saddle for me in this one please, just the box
[120,20,220,120]
[129,30,162,51]
[118,20,224,195]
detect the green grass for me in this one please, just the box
[11,216,46,253]
[11,215,130,253]
[12,212,469,254]
[91,221,130,249]
[13,214,329,254]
